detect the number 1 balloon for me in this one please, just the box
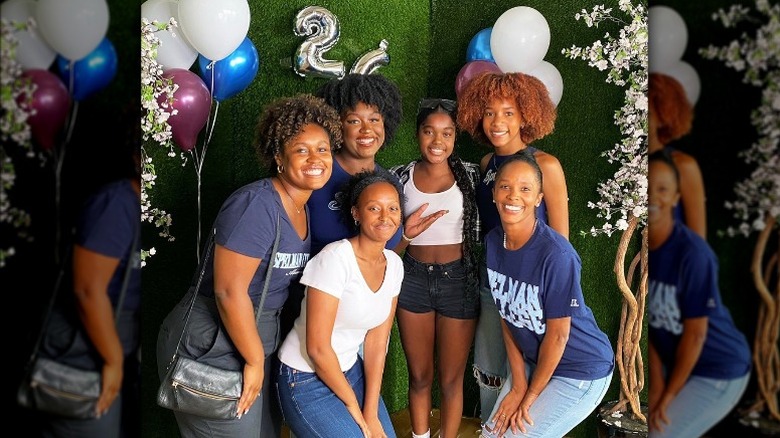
[349,39,390,75]
[292,5,344,79]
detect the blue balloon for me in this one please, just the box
[56,38,118,101]
[466,28,494,63]
[198,37,259,102]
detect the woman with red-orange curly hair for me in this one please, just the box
[649,72,706,239]
[456,71,569,424]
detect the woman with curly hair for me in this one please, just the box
[649,72,706,239]
[156,94,342,438]
[277,168,405,438]
[389,98,480,438]
[456,71,569,423]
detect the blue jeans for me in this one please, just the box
[650,372,749,438]
[277,357,396,438]
[482,363,612,438]
[474,260,509,422]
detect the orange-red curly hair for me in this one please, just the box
[456,72,556,147]
[649,73,693,144]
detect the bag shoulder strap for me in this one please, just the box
[25,223,139,365]
[169,213,282,361]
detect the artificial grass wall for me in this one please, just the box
[142,1,638,437]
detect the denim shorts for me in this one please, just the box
[398,253,479,319]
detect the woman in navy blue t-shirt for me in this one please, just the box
[481,153,613,438]
[648,151,750,437]
[156,95,342,438]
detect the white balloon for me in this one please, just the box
[648,6,688,73]
[490,6,550,73]
[36,0,109,61]
[1,0,56,69]
[665,61,700,105]
[178,0,250,62]
[141,0,198,70]
[528,61,563,106]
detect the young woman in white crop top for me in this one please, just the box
[389,98,480,438]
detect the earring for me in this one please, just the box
[354,219,359,226]
[277,164,284,174]
[492,199,496,204]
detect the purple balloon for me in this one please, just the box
[19,69,71,151]
[455,60,502,97]
[159,68,211,152]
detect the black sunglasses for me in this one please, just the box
[418,98,457,114]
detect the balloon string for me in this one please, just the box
[192,61,218,261]
[64,100,79,146]
[192,150,202,262]
[203,101,219,162]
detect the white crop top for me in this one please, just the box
[403,164,464,245]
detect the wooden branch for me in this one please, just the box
[750,215,780,421]
[608,216,646,422]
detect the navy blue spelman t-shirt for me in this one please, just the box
[649,222,751,379]
[199,178,310,310]
[485,221,614,380]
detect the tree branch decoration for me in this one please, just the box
[700,0,779,426]
[140,17,179,266]
[562,0,649,424]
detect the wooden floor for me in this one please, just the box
[281,408,483,437]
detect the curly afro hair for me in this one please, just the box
[254,94,343,174]
[315,73,403,148]
[456,72,556,147]
[339,167,405,233]
[649,73,693,144]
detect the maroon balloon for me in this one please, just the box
[455,60,502,97]
[159,68,211,152]
[18,69,71,151]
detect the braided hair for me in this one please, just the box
[417,102,480,304]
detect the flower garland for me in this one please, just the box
[1,17,39,268]
[562,0,649,237]
[700,0,779,237]
[140,17,180,266]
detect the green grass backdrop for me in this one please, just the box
[142,1,639,437]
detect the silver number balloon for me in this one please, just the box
[292,6,345,79]
[349,39,390,75]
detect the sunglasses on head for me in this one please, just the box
[418,98,457,113]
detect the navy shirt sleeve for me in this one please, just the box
[214,184,275,259]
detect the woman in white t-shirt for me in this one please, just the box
[277,168,404,438]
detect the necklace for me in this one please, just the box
[503,219,537,250]
[278,179,302,214]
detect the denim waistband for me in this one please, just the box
[403,252,464,272]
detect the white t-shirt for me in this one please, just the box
[277,239,403,372]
